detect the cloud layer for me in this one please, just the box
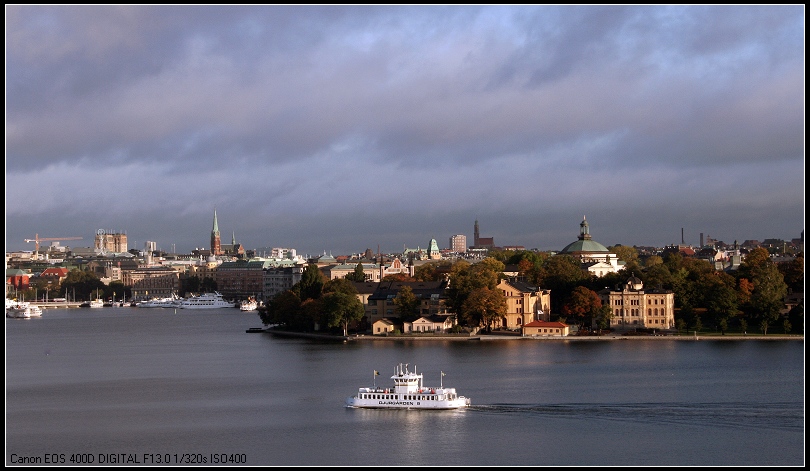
[6,6,804,255]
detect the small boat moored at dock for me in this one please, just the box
[6,299,43,318]
[346,363,470,410]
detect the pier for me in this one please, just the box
[28,301,86,309]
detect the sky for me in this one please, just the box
[5,5,805,257]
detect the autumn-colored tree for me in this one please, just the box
[562,286,603,329]
[737,278,754,306]
[461,287,507,331]
[413,261,451,282]
[383,273,416,282]
[447,258,504,324]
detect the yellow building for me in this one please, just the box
[496,278,552,330]
[600,275,675,331]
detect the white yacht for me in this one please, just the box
[178,292,234,309]
[346,363,470,410]
[137,294,182,308]
[6,300,43,318]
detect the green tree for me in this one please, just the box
[609,245,639,266]
[595,304,612,333]
[261,290,301,327]
[182,275,201,296]
[718,317,728,335]
[786,300,803,335]
[778,254,804,294]
[738,250,788,330]
[702,272,739,330]
[644,255,664,268]
[782,319,792,334]
[393,286,420,323]
[461,287,507,331]
[293,264,326,301]
[59,268,105,301]
[472,257,506,288]
[322,291,365,336]
[344,263,367,282]
[642,263,672,290]
[446,258,504,324]
[324,277,359,296]
[692,315,703,333]
[760,318,770,335]
[676,318,686,334]
[539,255,586,314]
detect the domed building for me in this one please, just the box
[559,216,623,277]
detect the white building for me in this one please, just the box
[559,216,623,276]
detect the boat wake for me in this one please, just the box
[469,401,803,431]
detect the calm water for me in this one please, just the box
[5,307,805,466]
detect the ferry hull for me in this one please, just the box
[345,398,470,410]
[346,363,471,410]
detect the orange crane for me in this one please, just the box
[24,234,83,255]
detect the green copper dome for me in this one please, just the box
[560,216,609,253]
[561,239,609,253]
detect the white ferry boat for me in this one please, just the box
[178,292,234,309]
[89,299,104,308]
[346,363,470,410]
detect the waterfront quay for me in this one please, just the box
[262,329,802,342]
[27,301,84,309]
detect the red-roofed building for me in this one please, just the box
[6,268,31,291]
[522,321,569,337]
[40,267,70,287]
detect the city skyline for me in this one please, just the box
[6,6,804,256]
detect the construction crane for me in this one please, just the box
[24,234,83,256]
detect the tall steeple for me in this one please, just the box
[211,208,222,255]
[474,219,480,247]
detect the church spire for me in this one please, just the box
[210,208,222,255]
